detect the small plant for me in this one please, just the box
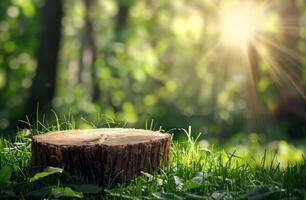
[0,121,305,199]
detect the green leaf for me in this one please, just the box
[141,171,154,180]
[30,167,63,182]
[211,192,234,200]
[152,192,184,200]
[0,165,13,183]
[190,172,209,184]
[70,184,102,194]
[245,185,278,200]
[26,187,51,197]
[173,176,184,191]
[105,189,141,200]
[294,189,306,197]
[51,186,83,198]
[182,172,210,191]
[184,180,201,190]
[183,192,207,199]
[0,190,17,198]
[141,171,164,186]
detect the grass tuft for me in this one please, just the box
[0,118,305,199]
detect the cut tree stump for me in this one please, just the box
[31,128,170,185]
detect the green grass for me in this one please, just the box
[0,118,306,199]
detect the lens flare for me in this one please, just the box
[219,2,262,48]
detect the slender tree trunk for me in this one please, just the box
[244,45,267,132]
[280,0,303,84]
[0,62,11,105]
[77,34,85,83]
[24,0,63,122]
[115,2,129,41]
[78,0,100,101]
[2,64,11,93]
[86,0,100,102]
[104,1,130,112]
[275,0,306,138]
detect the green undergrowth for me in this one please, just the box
[0,117,306,199]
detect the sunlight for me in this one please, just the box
[255,39,306,99]
[219,2,262,48]
[216,1,306,100]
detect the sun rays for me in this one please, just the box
[255,35,306,99]
[193,0,306,129]
[214,0,305,98]
[218,1,262,48]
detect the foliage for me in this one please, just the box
[0,0,38,127]
[29,167,63,182]
[0,0,306,197]
[0,0,305,137]
[0,126,305,199]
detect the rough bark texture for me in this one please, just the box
[31,128,170,185]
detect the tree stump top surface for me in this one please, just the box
[33,128,169,146]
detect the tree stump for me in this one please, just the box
[31,128,170,185]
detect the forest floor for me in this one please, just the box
[0,122,306,199]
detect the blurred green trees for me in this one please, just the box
[0,0,38,129]
[0,0,305,138]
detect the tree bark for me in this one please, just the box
[24,0,63,122]
[32,128,170,185]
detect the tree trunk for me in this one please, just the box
[279,0,303,85]
[115,1,129,41]
[244,45,266,132]
[24,0,63,122]
[275,0,306,138]
[104,1,130,112]
[77,0,100,101]
[32,128,170,185]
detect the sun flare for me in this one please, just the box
[219,2,262,47]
